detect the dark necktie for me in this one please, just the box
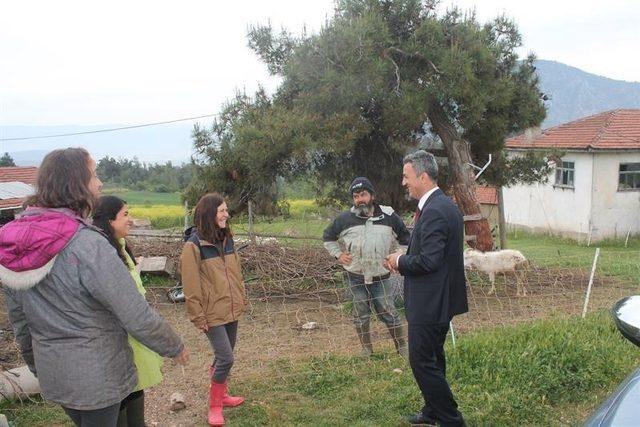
[412,208,422,225]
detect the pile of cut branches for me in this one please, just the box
[239,243,344,300]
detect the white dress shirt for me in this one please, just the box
[417,186,440,212]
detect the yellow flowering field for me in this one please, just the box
[129,205,184,229]
[282,199,329,217]
[128,199,329,229]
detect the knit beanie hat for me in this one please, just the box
[349,177,375,195]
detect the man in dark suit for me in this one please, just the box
[385,150,468,426]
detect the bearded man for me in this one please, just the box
[323,177,410,357]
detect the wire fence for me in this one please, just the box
[128,229,640,372]
[122,236,640,419]
[2,217,639,421]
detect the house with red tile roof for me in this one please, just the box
[474,185,499,227]
[0,166,38,186]
[502,109,640,241]
[0,166,38,225]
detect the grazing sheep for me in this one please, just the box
[464,249,529,296]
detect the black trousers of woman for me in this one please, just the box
[116,390,145,427]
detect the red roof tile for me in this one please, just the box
[0,167,38,185]
[0,198,25,209]
[505,109,640,150]
[476,185,498,205]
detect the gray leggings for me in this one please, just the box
[205,321,238,383]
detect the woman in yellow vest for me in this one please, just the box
[93,195,163,427]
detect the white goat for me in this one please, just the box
[464,249,529,296]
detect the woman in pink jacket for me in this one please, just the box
[0,148,188,427]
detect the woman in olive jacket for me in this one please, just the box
[180,193,248,426]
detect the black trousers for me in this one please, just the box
[408,322,465,427]
[62,402,121,427]
[117,390,145,427]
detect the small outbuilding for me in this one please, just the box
[0,167,38,226]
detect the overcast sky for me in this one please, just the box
[1,0,638,128]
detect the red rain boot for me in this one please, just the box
[209,366,245,407]
[222,382,245,407]
[208,381,225,426]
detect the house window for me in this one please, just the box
[554,161,575,188]
[618,163,640,191]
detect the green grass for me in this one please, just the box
[102,189,182,206]
[141,274,176,288]
[0,396,71,427]
[508,231,640,286]
[3,312,638,426]
[221,310,640,426]
[233,217,327,242]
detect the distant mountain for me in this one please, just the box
[0,122,196,166]
[1,60,638,165]
[6,150,50,167]
[535,60,640,128]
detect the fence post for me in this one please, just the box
[581,247,600,318]
[183,200,189,230]
[449,321,456,348]
[248,200,255,243]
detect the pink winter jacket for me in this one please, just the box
[0,207,85,274]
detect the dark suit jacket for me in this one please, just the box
[398,188,468,324]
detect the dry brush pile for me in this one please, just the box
[129,237,345,301]
[239,243,344,301]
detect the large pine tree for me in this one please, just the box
[191,0,549,250]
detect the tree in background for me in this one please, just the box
[0,152,16,167]
[97,156,194,193]
[184,89,344,213]
[191,0,550,250]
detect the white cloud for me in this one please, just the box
[447,0,640,81]
[0,0,637,126]
[0,0,333,125]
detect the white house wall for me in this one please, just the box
[503,152,593,239]
[590,152,640,240]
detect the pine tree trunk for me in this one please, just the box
[427,101,494,251]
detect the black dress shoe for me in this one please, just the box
[405,412,437,426]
